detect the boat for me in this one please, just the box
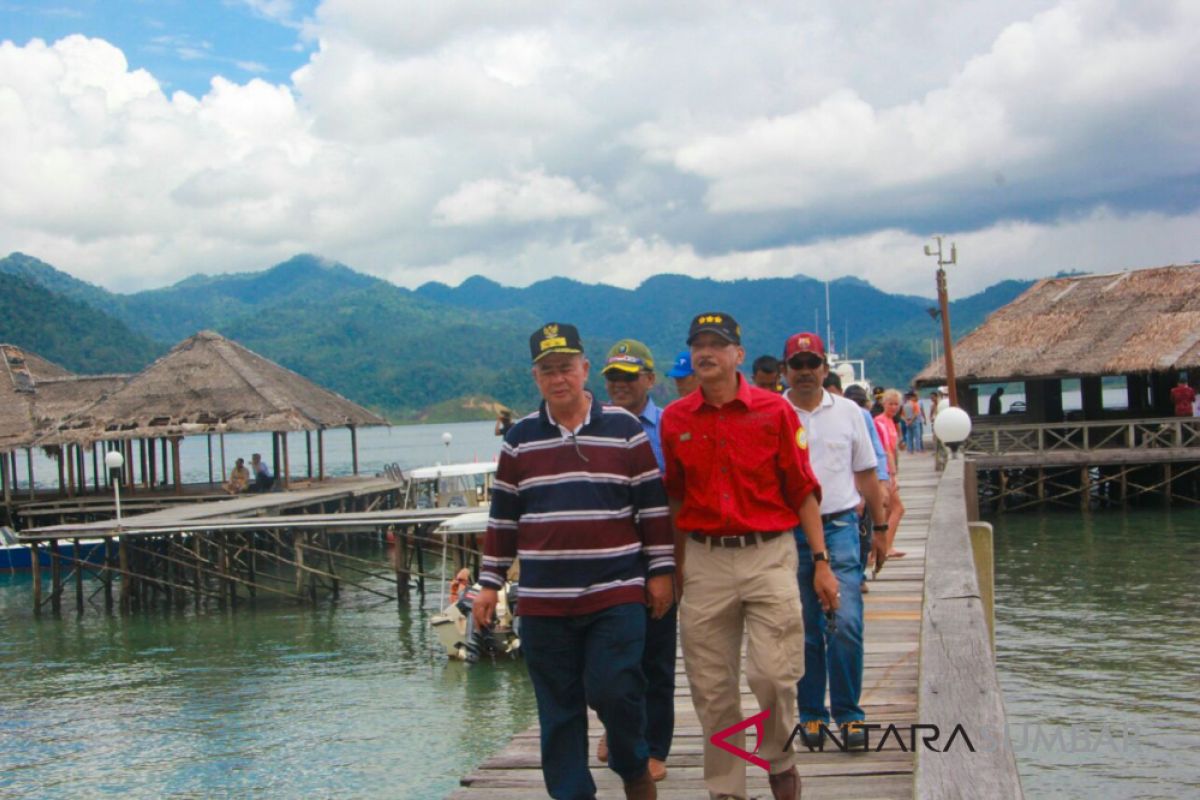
[402,461,497,509]
[0,526,107,572]
[428,511,520,662]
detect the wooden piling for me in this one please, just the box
[118,536,131,613]
[49,538,62,614]
[73,537,84,613]
[103,537,114,612]
[30,541,41,615]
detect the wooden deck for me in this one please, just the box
[450,453,939,799]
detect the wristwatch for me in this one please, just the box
[812,550,831,563]
[872,524,889,533]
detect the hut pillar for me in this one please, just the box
[1150,372,1176,417]
[76,445,87,496]
[1,451,11,518]
[171,437,182,494]
[124,439,135,495]
[1081,376,1104,421]
[207,434,214,486]
[160,438,170,486]
[317,429,325,481]
[65,444,76,498]
[281,433,290,489]
[1126,374,1148,414]
[305,431,313,480]
[271,433,282,487]
[148,437,158,488]
[1025,379,1063,423]
[27,449,35,500]
[139,439,149,489]
[350,425,359,476]
[92,444,101,492]
[55,447,65,498]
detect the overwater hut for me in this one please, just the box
[1,345,131,516]
[915,264,1200,423]
[36,331,387,493]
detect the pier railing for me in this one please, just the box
[915,457,1023,799]
[963,416,1200,457]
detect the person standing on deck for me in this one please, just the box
[662,311,834,800]
[875,390,906,560]
[989,386,1005,415]
[597,338,674,783]
[781,333,889,751]
[474,322,674,800]
[1170,375,1196,418]
[250,453,272,493]
[751,355,782,392]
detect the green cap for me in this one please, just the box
[603,339,655,375]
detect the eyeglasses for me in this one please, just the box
[787,355,824,371]
[604,370,642,383]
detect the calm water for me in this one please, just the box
[5,422,1198,797]
[992,507,1200,799]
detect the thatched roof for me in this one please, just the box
[1,345,127,452]
[39,331,387,444]
[915,264,1200,386]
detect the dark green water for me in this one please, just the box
[991,507,1200,799]
[0,569,537,799]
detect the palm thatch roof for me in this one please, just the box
[1,345,127,452]
[915,263,1200,386]
[39,331,387,444]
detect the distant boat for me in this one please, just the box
[0,526,107,572]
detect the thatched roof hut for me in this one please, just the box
[915,264,1200,385]
[1,345,125,453]
[39,330,386,445]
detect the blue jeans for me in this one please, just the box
[905,419,924,452]
[521,603,648,799]
[794,513,865,724]
[643,604,677,760]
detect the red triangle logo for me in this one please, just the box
[709,709,771,771]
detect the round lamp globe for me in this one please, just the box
[934,406,972,445]
[104,450,125,470]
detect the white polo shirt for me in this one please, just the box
[788,389,878,515]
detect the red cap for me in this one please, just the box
[783,332,826,362]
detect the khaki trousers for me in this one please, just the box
[680,533,805,800]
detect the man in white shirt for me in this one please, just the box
[782,332,888,751]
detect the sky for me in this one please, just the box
[0,0,1197,298]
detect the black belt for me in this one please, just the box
[821,508,857,524]
[689,531,783,549]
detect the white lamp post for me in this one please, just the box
[105,449,125,523]
[933,406,972,457]
[441,432,453,450]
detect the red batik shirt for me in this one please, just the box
[662,374,821,534]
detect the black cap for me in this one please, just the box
[529,322,583,363]
[687,311,741,345]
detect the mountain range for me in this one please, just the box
[0,251,1034,421]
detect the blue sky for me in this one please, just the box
[0,1,317,94]
[0,1,1197,297]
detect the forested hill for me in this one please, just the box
[0,251,1034,420]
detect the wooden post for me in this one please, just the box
[350,425,359,476]
[1,451,11,519]
[73,537,84,613]
[148,437,158,489]
[125,439,135,495]
[295,530,307,600]
[103,537,114,612]
[160,438,170,487]
[968,522,996,652]
[93,443,101,492]
[318,429,325,481]
[171,438,182,495]
[193,535,202,611]
[281,433,290,489]
[66,444,76,498]
[1080,466,1091,511]
[26,448,34,501]
[139,439,148,489]
[207,434,214,487]
[306,431,313,480]
[50,538,62,615]
[30,541,41,615]
[220,433,227,486]
[963,459,980,522]
[119,536,131,613]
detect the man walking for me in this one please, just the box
[662,312,836,800]
[782,333,888,750]
[600,338,674,782]
[475,322,674,800]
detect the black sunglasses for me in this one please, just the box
[788,355,824,371]
[604,370,643,383]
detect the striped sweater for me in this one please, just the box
[481,396,675,617]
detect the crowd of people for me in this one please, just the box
[475,314,934,800]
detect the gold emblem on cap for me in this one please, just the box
[543,323,559,338]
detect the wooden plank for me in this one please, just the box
[914,458,1022,799]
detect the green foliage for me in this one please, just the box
[0,273,163,373]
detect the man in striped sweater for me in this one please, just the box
[474,322,675,800]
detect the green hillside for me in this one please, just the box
[0,251,1036,420]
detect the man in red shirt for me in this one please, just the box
[1170,376,1196,417]
[662,312,837,800]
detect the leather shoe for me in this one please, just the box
[768,766,800,800]
[623,769,656,800]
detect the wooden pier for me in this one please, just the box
[15,477,480,615]
[962,416,1200,512]
[449,453,1022,799]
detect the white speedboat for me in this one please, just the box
[428,511,520,662]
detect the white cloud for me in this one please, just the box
[432,170,605,226]
[0,0,1196,300]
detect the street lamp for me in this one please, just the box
[924,236,959,407]
[933,406,972,457]
[104,449,125,524]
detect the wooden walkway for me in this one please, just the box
[450,452,938,799]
